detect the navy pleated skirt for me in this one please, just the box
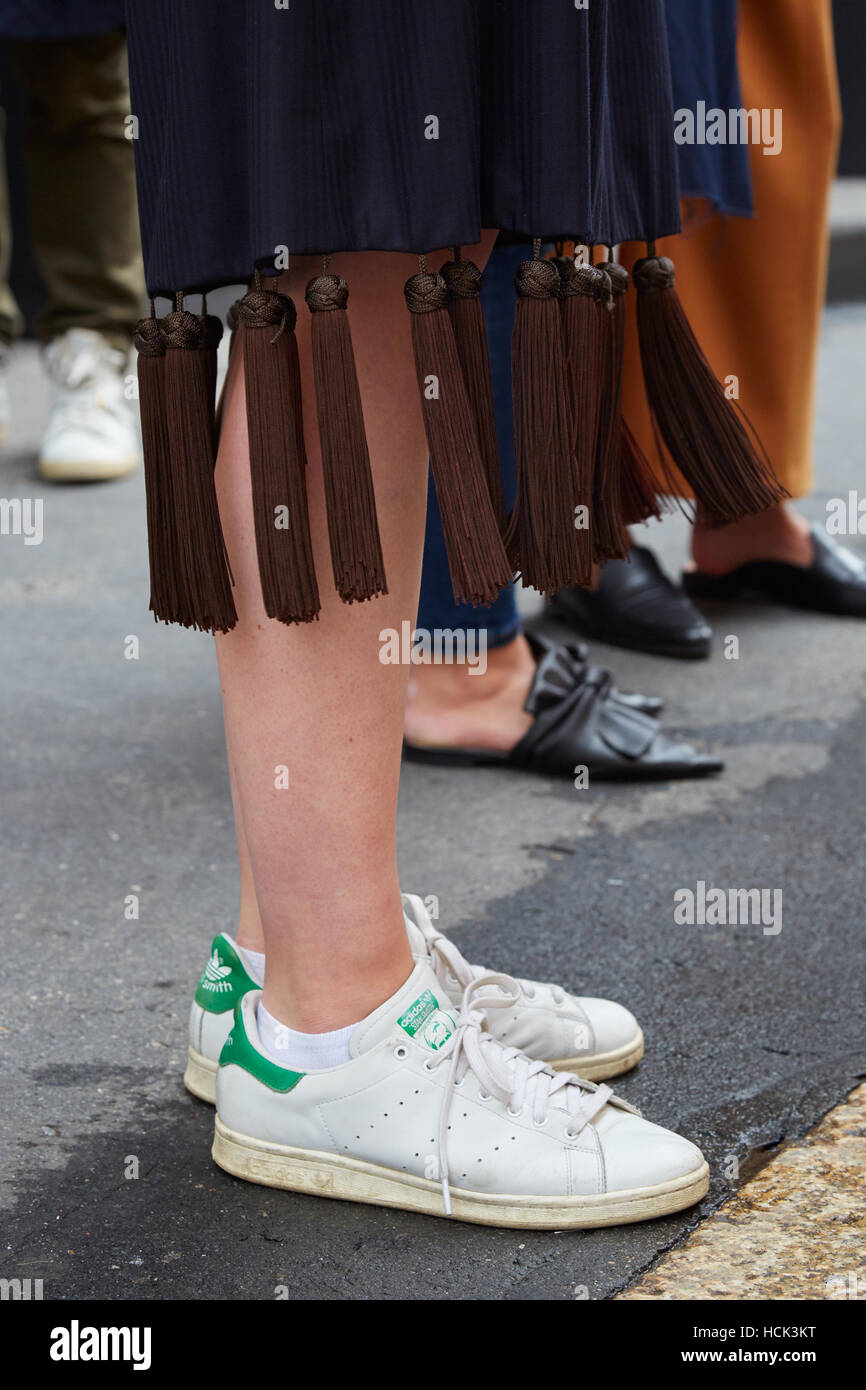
[126,0,685,298]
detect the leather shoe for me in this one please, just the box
[551,546,713,659]
[682,525,866,617]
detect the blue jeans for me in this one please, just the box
[416,242,525,651]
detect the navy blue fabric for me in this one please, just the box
[664,0,753,216]
[417,243,523,648]
[418,4,753,636]
[0,3,124,39]
[125,0,683,297]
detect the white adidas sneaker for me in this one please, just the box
[185,895,643,1103]
[38,328,139,481]
[213,963,708,1229]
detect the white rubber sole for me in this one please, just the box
[38,454,139,482]
[550,1027,644,1080]
[212,1115,709,1229]
[184,1046,218,1103]
[186,1027,644,1107]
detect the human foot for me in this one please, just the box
[185,895,644,1102]
[684,522,866,617]
[404,634,722,780]
[212,964,707,1229]
[689,504,812,576]
[404,634,665,756]
[39,329,140,481]
[404,633,537,753]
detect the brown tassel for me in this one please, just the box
[305,265,386,603]
[234,275,319,624]
[134,305,178,622]
[439,249,507,530]
[160,295,237,633]
[619,419,667,526]
[591,259,631,560]
[558,251,614,569]
[633,248,787,524]
[404,257,511,605]
[510,247,591,592]
[556,252,614,568]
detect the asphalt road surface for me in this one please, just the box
[2,305,865,1300]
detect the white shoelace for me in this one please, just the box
[425,973,614,1216]
[422,917,566,1006]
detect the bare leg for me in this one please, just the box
[226,748,264,955]
[216,237,497,1032]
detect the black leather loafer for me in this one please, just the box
[550,546,713,659]
[682,525,866,617]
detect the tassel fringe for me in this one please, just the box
[591,260,630,560]
[619,419,668,526]
[134,312,177,623]
[557,255,615,569]
[405,264,511,605]
[305,270,387,603]
[157,301,237,633]
[511,254,591,592]
[236,280,320,624]
[633,252,787,525]
[440,252,507,530]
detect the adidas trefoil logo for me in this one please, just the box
[201,949,233,994]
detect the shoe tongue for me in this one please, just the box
[349,962,457,1059]
[403,911,432,960]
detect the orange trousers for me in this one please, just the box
[620,0,841,500]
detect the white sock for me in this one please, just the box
[237,944,265,984]
[257,999,357,1071]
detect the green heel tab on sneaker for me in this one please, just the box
[218,1017,307,1089]
[219,1002,305,1093]
[194,935,259,1014]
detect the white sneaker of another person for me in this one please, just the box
[39,328,139,481]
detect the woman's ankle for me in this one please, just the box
[404,634,536,751]
[407,632,534,703]
[236,900,265,956]
[262,943,414,1035]
[691,504,812,574]
[257,881,413,1033]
